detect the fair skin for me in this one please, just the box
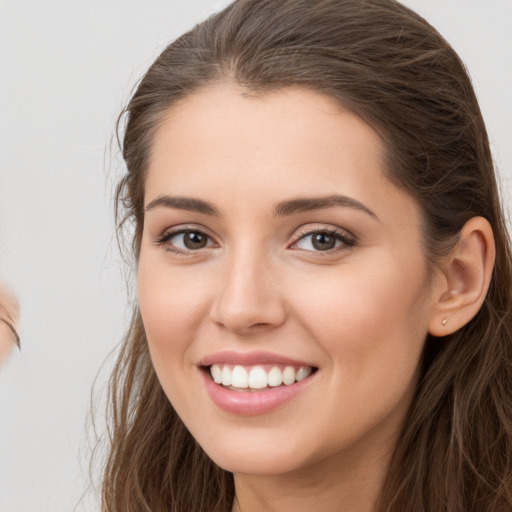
[0,285,19,366]
[137,85,494,512]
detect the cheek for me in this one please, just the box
[137,258,209,376]
[285,262,429,449]
[137,260,210,420]
[290,255,430,378]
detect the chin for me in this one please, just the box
[211,452,304,477]
[196,432,315,477]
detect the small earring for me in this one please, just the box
[441,318,448,326]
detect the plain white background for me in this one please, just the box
[0,1,511,511]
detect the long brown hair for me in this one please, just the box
[102,1,512,510]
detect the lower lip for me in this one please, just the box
[201,369,316,416]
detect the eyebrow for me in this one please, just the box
[144,193,378,220]
[274,194,378,220]
[145,195,219,216]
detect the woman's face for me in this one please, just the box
[138,85,440,477]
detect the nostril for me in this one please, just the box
[248,322,275,330]
[209,276,287,334]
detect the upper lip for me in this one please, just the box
[199,350,316,368]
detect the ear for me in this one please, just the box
[428,217,495,337]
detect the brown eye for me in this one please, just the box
[311,233,336,251]
[291,228,355,253]
[183,230,208,249]
[158,229,215,252]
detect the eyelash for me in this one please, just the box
[289,227,356,254]
[154,227,216,254]
[154,226,356,255]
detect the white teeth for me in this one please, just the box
[231,365,249,388]
[209,364,313,389]
[282,366,296,385]
[267,366,283,387]
[221,366,232,386]
[296,366,312,382]
[248,366,268,389]
[211,364,222,384]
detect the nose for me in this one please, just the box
[209,248,287,335]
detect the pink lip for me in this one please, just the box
[199,351,318,415]
[200,370,317,417]
[199,350,315,368]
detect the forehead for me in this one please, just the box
[150,86,381,183]
[145,84,419,229]
[152,84,384,154]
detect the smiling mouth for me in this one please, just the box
[206,364,318,391]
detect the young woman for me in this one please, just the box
[101,0,512,510]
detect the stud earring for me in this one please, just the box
[441,318,448,326]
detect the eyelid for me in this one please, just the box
[289,224,357,252]
[152,223,356,255]
[154,224,219,253]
